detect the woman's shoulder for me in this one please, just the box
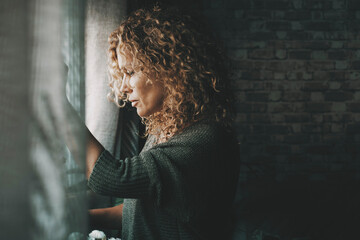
[144,120,239,155]
[168,120,237,147]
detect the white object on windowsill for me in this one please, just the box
[88,230,106,240]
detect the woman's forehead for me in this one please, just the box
[117,49,133,70]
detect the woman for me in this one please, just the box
[85,5,240,240]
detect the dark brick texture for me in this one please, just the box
[203,1,360,239]
[130,0,360,239]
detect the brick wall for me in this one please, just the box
[131,0,360,239]
[200,0,360,183]
[201,0,360,239]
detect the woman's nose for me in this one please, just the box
[119,75,131,93]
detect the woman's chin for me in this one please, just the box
[136,108,147,118]
[136,108,158,118]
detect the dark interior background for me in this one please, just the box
[1,0,360,239]
[128,0,360,239]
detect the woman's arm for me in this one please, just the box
[63,97,104,179]
[88,204,123,230]
[64,96,151,198]
[86,130,105,179]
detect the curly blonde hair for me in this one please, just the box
[108,5,233,142]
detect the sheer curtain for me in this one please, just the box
[0,0,141,238]
[0,1,32,239]
[85,1,141,236]
[1,0,87,239]
[30,0,88,239]
[85,0,128,212]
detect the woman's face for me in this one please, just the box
[118,52,165,117]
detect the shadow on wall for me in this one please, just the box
[220,0,360,239]
[232,174,360,240]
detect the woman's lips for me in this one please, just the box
[131,100,138,107]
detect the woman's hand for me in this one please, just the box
[63,62,104,178]
[63,90,104,178]
[88,204,123,230]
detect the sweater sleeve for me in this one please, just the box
[88,149,151,198]
[88,122,239,226]
[87,123,217,203]
[87,129,210,203]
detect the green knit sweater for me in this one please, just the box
[88,121,240,240]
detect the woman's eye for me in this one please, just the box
[127,71,135,76]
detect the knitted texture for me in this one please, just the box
[88,121,240,240]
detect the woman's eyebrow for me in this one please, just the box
[120,64,133,70]
[119,66,129,72]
